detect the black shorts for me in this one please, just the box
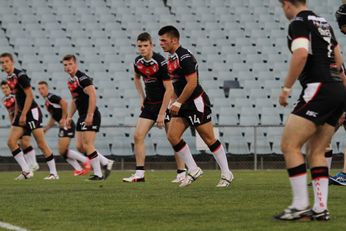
[175,92,212,127]
[76,110,101,132]
[58,120,75,138]
[22,128,32,137]
[292,82,346,127]
[139,102,170,123]
[13,107,43,131]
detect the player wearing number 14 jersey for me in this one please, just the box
[158,26,234,187]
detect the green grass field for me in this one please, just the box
[0,170,345,231]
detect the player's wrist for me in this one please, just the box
[281,86,291,93]
[172,100,182,108]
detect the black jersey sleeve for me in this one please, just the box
[179,52,198,76]
[48,94,62,104]
[289,19,310,40]
[17,72,31,89]
[78,75,93,89]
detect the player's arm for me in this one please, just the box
[20,86,34,125]
[44,116,56,133]
[59,98,68,127]
[83,85,96,126]
[134,72,145,108]
[157,80,173,128]
[66,100,76,128]
[279,48,308,107]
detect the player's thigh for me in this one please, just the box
[281,114,317,150]
[167,117,189,143]
[134,118,155,141]
[306,123,335,156]
[58,137,71,155]
[7,126,24,146]
[75,131,84,152]
[195,121,217,146]
[82,131,97,146]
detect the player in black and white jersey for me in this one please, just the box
[122,32,186,183]
[0,53,58,180]
[275,0,346,221]
[158,26,233,188]
[38,81,91,176]
[63,54,114,181]
[1,81,39,173]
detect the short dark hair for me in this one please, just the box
[158,25,180,39]
[137,32,152,42]
[0,53,13,61]
[38,81,48,86]
[278,0,306,5]
[62,54,77,62]
[0,80,8,86]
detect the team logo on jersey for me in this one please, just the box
[67,79,78,92]
[167,54,180,74]
[3,96,15,109]
[137,59,159,76]
[7,76,18,91]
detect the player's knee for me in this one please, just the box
[167,132,179,145]
[7,137,16,149]
[280,140,299,154]
[134,132,145,143]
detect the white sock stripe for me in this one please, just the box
[0,221,29,231]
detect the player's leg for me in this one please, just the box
[32,128,58,179]
[20,133,39,171]
[167,117,202,187]
[195,121,233,187]
[82,131,104,180]
[274,114,317,220]
[324,144,333,172]
[165,121,186,183]
[123,118,154,182]
[7,126,32,179]
[306,123,334,220]
[58,137,83,175]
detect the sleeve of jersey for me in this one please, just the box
[79,76,93,89]
[17,74,31,89]
[180,54,198,76]
[133,63,141,78]
[159,59,171,81]
[49,94,62,104]
[289,20,310,52]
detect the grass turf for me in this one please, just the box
[0,170,345,231]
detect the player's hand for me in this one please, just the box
[169,101,181,116]
[19,114,26,126]
[279,90,289,107]
[156,114,165,129]
[65,117,72,129]
[84,114,93,126]
[59,118,66,128]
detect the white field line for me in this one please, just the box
[0,221,29,231]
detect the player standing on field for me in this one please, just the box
[158,26,234,188]
[38,81,91,176]
[1,81,39,173]
[62,54,114,181]
[122,32,186,183]
[275,0,346,221]
[0,53,58,180]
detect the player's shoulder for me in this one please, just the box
[47,92,58,99]
[76,70,91,81]
[152,52,167,66]
[134,55,142,64]
[14,68,27,78]
[176,46,195,62]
